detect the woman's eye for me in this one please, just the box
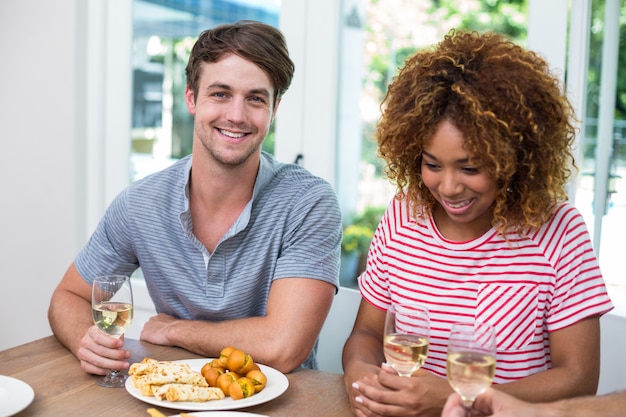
[463,166,480,174]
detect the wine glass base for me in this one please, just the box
[96,372,128,388]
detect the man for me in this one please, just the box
[442,388,626,417]
[48,20,342,376]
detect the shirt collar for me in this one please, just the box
[181,151,277,215]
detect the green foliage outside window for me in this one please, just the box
[346,0,530,255]
[342,206,386,254]
[342,224,374,254]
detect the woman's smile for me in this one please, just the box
[442,198,475,214]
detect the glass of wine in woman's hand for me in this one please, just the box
[383,303,430,377]
[92,275,134,388]
[447,322,497,416]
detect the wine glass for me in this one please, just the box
[91,274,134,388]
[446,322,497,415]
[383,303,430,377]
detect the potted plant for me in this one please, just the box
[340,206,385,286]
[341,224,374,255]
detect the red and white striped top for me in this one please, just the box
[359,198,614,383]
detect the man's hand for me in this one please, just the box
[75,326,131,375]
[139,313,179,346]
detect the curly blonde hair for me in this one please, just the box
[377,30,578,235]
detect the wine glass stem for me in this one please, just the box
[463,399,473,417]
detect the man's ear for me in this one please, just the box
[185,86,196,115]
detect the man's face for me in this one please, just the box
[185,53,279,167]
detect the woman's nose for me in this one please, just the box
[439,171,462,195]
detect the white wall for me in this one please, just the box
[0,0,131,351]
[0,1,80,350]
[275,0,340,184]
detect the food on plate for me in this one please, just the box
[152,383,225,402]
[227,348,255,374]
[135,366,207,387]
[216,371,240,394]
[229,376,256,400]
[246,369,268,393]
[130,358,207,385]
[200,363,224,386]
[131,358,193,377]
[130,358,215,402]
[133,347,268,403]
[217,346,236,367]
[202,346,268,400]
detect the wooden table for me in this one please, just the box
[0,336,354,417]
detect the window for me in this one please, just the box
[335,1,626,294]
[572,0,626,294]
[110,0,622,293]
[336,0,529,288]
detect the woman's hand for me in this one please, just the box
[349,363,452,417]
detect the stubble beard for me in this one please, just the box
[198,127,264,168]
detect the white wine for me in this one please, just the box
[92,302,133,338]
[447,351,496,402]
[383,334,429,376]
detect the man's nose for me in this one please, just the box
[225,97,246,123]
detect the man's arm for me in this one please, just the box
[140,277,335,373]
[48,263,131,374]
[48,263,94,354]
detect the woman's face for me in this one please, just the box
[421,119,497,241]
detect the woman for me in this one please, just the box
[342,31,613,417]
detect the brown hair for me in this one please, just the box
[377,30,578,235]
[185,20,295,107]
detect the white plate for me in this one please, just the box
[126,358,288,411]
[0,375,35,417]
[168,412,268,417]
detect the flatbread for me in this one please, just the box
[152,383,225,402]
[133,368,207,386]
[129,358,195,377]
[129,357,219,402]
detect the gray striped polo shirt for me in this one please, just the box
[75,152,342,368]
